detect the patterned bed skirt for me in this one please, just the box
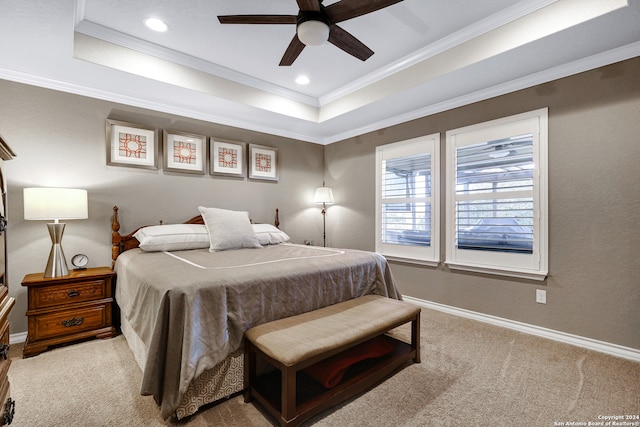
[120,314,244,420]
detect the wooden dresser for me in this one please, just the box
[0,287,14,426]
[21,267,116,358]
[0,134,15,425]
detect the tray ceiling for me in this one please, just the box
[1,0,639,144]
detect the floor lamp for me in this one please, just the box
[24,188,88,277]
[313,186,334,247]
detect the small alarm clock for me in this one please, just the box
[71,253,89,270]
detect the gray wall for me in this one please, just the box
[2,57,639,351]
[325,57,640,350]
[0,80,325,334]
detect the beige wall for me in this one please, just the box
[0,81,325,334]
[325,57,640,350]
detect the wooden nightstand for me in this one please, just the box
[21,267,116,358]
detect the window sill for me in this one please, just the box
[383,255,440,268]
[445,262,547,281]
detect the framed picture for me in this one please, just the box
[106,119,158,169]
[163,130,206,174]
[249,144,278,181]
[210,138,246,177]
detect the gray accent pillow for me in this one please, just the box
[198,206,262,252]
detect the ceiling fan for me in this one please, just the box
[217,0,404,66]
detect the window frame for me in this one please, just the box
[375,134,440,265]
[445,108,548,280]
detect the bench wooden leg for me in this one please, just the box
[281,366,296,425]
[412,313,421,363]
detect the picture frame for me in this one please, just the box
[248,144,278,181]
[210,138,246,177]
[106,119,159,170]
[163,130,206,174]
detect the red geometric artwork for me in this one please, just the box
[118,132,147,159]
[218,147,237,168]
[173,141,197,164]
[255,153,272,172]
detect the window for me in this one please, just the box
[375,134,439,264]
[445,109,548,280]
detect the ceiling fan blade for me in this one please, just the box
[279,35,306,66]
[296,0,321,12]
[325,0,404,23]
[218,15,297,25]
[328,24,373,61]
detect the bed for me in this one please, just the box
[111,205,402,420]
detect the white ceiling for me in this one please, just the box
[1,0,639,144]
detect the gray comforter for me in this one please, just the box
[114,243,401,419]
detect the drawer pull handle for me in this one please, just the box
[0,344,8,360]
[2,398,14,425]
[68,290,80,297]
[62,317,84,327]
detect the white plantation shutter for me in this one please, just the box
[446,109,548,280]
[376,134,439,264]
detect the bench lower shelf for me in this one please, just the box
[248,335,415,426]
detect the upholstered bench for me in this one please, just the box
[244,294,421,427]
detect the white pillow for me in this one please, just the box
[198,206,262,252]
[252,223,290,245]
[134,224,210,252]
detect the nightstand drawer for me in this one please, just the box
[29,279,109,310]
[28,301,112,341]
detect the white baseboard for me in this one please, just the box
[10,297,639,362]
[403,296,640,363]
[10,331,27,345]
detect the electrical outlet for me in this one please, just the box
[536,289,547,304]
[304,240,313,246]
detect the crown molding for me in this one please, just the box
[318,0,559,106]
[2,41,638,146]
[323,42,640,144]
[73,21,320,108]
[0,66,327,144]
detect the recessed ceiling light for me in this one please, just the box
[145,18,168,32]
[295,75,310,85]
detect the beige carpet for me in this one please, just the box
[8,307,640,427]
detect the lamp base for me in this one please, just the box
[321,205,327,247]
[44,223,69,278]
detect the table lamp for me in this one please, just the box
[24,188,88,277]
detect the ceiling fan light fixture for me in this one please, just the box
[297,20,330,46]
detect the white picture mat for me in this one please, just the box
[249,145,278,181]
[110,124,156,167]
[166,133,205,171]
[212,140,245,175]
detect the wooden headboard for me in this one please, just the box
[111,206,280,267]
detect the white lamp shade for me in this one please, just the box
[297,20,330,46]
[24,188,88,220]
[314,187,334,205]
